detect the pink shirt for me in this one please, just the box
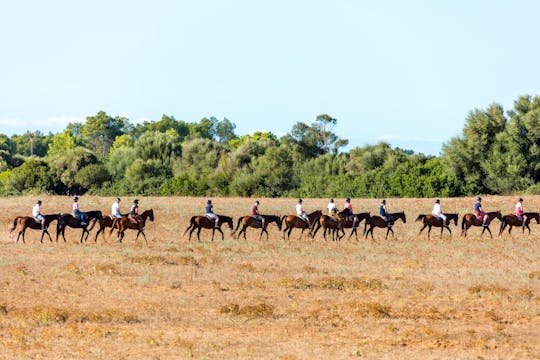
[344,202,352,212]
[515,202,523,216]
[73,202,79,211]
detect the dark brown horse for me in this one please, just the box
[232,215,282,240]
[461,211,502,238]
[338,212,371,240]
[110,209,155,243]
[9,214,61,243]
[416,213,459,239]
[56,210,103,243]
[498,212,540,236]
[281,210,322,240]
[183,214,234,242]
[365,211,407,240]
[93,216,118,242]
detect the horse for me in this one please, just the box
[56,210,103,243]
[281,210,322,241]
[364,212,407,240]
[232,215,282,240]
[460,211,502,238]
[93,216,117,242]
[182,214,234,242]
[416,213,459,239]
[498,212,540,236]
[337,211,371,240]
[9,214,61,243]
[310,214,344,241]
[109,209,155,243]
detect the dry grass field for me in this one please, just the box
[1,195,540,359]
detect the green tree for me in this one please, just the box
[81,111,129,156]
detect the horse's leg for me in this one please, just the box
[526,224,531,235]
[323,228,328,241]
[486,226,493,239]
[189,226,197,242]
[427,226,432,240]
[217,228,224,241]
[211,228,216,241]
[40,229,46,243]
[299,228,305,241]
[287,227,293,240]
[419,223,427,234]
[95,226,103,243]
[197,227,202,242]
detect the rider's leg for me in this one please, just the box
[483,214,488,226]
[522,215,527,227]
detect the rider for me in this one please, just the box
[72,196,87,225]
[32,199,46,230]
[379,199,393,228]
[327,198,338,221]
[514,197,527,227]
[205,199,220,228]
[343,198,359,228]
[296,198,312,229]
[251,200,266,228]
[431,199,447,225]
[111,197,123,219]
[129,199,142,227]
[474,197,488,227]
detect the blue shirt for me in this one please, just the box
[379,204,386,216]
[474,202,482,213]
[206,204,213,214]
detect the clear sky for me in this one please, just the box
[2,0,540,155]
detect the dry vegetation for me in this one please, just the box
[1,195,540,359]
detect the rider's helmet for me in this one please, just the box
[346,198,350,202]
[298,198,303,203]
[255,200,259,204]
[207,199,212,204]
[116,197,121,202]
[134,199,139,203]
[435,199,440,203]
[381,199,386,204]
[477,197,482,201]
[73,196,79,201]
[37,200,42,205]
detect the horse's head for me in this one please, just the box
[275,216,283,230]
[398,211,406,223]
[493,211,502,221]
[452,214,459,225]
[145,209,155,222]
[225,216,233,230]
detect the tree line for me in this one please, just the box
[1,94,540,198]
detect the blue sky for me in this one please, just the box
[1,1,540,155]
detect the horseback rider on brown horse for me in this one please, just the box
[10,201,61,243]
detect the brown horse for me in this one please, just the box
[109,209,155,243]
[461,211,502,238]
[9,214,61,243]
[232,215,282,240]
[498,212,540,236]
[311,212,371,241]
[310,214,344,241]
[281,210,322,240]
[416,213,459,239]
[364,212,407,240]
[56,210,103,243]
[183,214,234,242]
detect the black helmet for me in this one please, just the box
[73,196,79,201]
[381,199,386,204]
[346,198,350,202]
[330,198,334,202]
[519,197,523,202]
[207,199,212,204]
[255,200,259,204]
[435,199,440,203]
[477,197,482,201]
[37,200,42,205]
[298,198,303,203]
[116,197,121,202]
[133,199,139,203]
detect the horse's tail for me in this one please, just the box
[281,215,288,227]
[108,217,119,239]
[231,216,243,235]
[9,216,22,233]
[461,215,468,230]
[415,214,426,222]
[182,216,196,237]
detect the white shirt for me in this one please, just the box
[296,203,303,216]
[327,202,336,214]
[32,204,41,217]
[432,203,442,216]
[112,202,120,216]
